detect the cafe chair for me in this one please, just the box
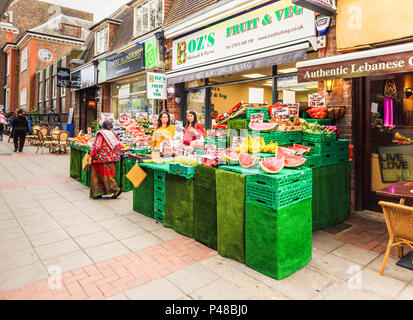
[57,130,70,154]
[378,201,413,276]
[36,130,58,154]
[39,127,50,141]
[27,125,41,145]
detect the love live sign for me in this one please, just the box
[172,0,315,71]
[298,51,413,83]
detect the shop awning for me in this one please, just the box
[296,42,413,83]
[166,42,310,85]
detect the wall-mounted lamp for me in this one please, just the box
[325,79,335,93]
[406,88,413,98]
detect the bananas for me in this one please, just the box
[261,141,279,154]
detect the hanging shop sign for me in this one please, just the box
[147,72,167,99]
[145,37,160,69]
[292,0,336,16]
[70,70,81,90]
[298,51,413,83]
[70,65,97,90]
[378,145,413,183]
[172,0,315,71]
[57,67,71,88]
[106,44,144,81]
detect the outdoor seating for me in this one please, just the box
[36,130,58,154]
[56,130,70,154]
[27,125,41,145]
[39,127,50,141]
[378,201,413,276]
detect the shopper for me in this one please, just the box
[151,110,175,151]
[0,111,7,141]
[12,110,29,152]
[183,110,204,146]
[89,120,123,199]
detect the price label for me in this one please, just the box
[308,94,326,108]
[250,113,264,123]
[136,112,148,121]
[100,113,114,122]
[288,104,300,117]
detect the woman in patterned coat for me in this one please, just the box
[89,120,123,199]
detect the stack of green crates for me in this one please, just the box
[153,170,165,222]
[271,131,302,146]
[335,139,350,163]
[302,132,336,167]
[245,168,312,210]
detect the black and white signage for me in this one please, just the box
[57,68,71,88]
[106,44,145,81]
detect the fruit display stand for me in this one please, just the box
[132,166,155,218]
[69,145,83,182]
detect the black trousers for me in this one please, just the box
[13,129,27,151]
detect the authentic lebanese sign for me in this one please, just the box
[298,51,413,83]
[106,44,144,81]
[292,0,336,16]
[172,0,315,71]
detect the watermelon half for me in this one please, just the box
[259,156,285,174]
[223,148,240,165]
[249,122,277,132]
[289,143,312,155]
[284,154,307,167]
[239,153,259,168]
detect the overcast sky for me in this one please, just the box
[45,0,131,22]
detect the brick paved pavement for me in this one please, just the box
[0,136,413,300]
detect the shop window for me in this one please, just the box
[134,0,164,38]
[96,27,108,54]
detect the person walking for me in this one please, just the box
[11,110,29,152]
[0,111,7,141]
[89,120,123,199]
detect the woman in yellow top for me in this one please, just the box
[151,111,175,151]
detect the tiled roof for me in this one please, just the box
[109,5,134,52]
[163,0,218,28]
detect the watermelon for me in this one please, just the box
[259,156,285,174]
[239,153,259,168]
[284,154,307,167]
[279,146,297,155]
[223,148,239,164]
[293,143,312,155]
[249,122,277,132]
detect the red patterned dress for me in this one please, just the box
[89,131,122,198]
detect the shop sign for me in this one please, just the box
[378,145,413,183]
[98,60,107,84]
[57,67,71,88]
[172,0,315,71]
[106,44,144,81]
[70,70,81,90]
[292,0,336,16]
[145,37,160,69]
[147,72,167,99]
[298,51,413,83]
[70,65,97,90]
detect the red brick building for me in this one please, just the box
[0,0,93,112]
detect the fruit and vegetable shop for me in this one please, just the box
[68,100,351,280]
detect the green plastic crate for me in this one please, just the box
[154,201,164,223]
[305,119,332,125]
[302,140,336,155]
[154,179,165,193]
[227,118,249,130]
[153,170,165,181]
[336,139,350,152]
[302,131,336,143]
[248,131,273,144]
[246,179,312,210]
[271,131,302,146]
[303,154,322,168]
[335,149,350,164]
[246,168,312,190]
[246,108,269,121]
[320,153,335,166]
[169,163,196,177]
[154,190,165,204]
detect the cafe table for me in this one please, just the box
[376,181,413,205]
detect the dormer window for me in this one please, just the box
[134,0,164,38]
[95,26,108,55]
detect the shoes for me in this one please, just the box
[19,150,23,153]
[111,189,122,199]
[14,149,17,152]
[94,195,103,199]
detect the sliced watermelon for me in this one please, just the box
[280,146,298,155]
[249,122,277,132]
[223,148,240,165]
[294,143,312,154]
[259,156,285,174]
[239,153,259,168]
[284,154,307,167]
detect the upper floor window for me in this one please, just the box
[96,27,108,55]
[134,0,164,38]
[38,48,54,62]
[20,88,27,109]
[21,47,28,72]
[6,53,10,76]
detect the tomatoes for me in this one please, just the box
[307,107,327,119]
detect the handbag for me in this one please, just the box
[82,153,92,171]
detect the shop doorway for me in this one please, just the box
[355,73,413,212]
[78,88,98,133]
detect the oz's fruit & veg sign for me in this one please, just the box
[147,72,167,100]
[172,0,315,70]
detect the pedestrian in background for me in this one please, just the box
[89,120,123,199]
[0,111,6,141]
[11,110,29,152]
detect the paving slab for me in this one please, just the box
[0,262,48,292]
[35,239,81,261]
[74,231,117,249]
[121,233,162,252]
[331,243,380,266]
[125,278,186,300]
[43,251,93,274]
[84,241,130,263]
[28,229,70,247]
[190,279,251,300]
